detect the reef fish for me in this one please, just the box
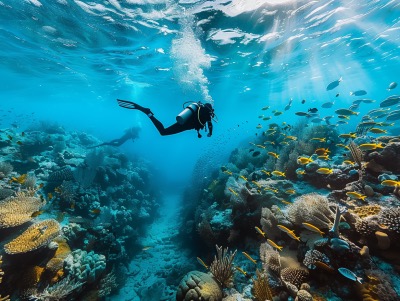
[386,110,400,121]
[381,180,400,187]
[268,152,279,159]
[197,257,208,269]
[358,143,384,151]
[380,95,400,107]
[297,156,313,165]
[271,171,285,177]
[302,222,324,236]
[338,267,363,283]
[346,191,367,201]
[350,90,367,96]
[322,101,335,108]
[316,168,333,174]
[242,252,257,264]
[387,82,397,90]
[277,225,300,241]
[326,77,342,91]
[255,226,266,237]
[295,111,310,116]
[335,109,359,116]
[267,239,283,251]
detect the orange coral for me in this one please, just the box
[350,205,381,219]
[4,219,60,254]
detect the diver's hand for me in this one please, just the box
[207,133,212,137]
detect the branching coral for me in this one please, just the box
[4,219,60,254]
[0,195,44,228]
[209,245,237,288]
[29,276,84,301]
[286,193,334,229]
[253,269,274,301]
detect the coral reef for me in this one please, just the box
[176,271,223,301]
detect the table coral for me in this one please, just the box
[0,195,44,228]
[4,219,60,254]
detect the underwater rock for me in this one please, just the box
[375,231,391,250]
[367,142,400,172]
[176,270,223,301]
[364,185,375,197]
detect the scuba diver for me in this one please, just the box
[116,99,216,138]
[88,126,141,148]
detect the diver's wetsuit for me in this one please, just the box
[149,107,213,136]
[88,128,137,148]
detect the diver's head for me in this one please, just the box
[204,103,214,117]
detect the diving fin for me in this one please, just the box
[116,99,153,115]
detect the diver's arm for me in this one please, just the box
[207,121,213,137]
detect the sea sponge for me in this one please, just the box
[0,195,44,228]
[280,267,309,289]
[378,207,400,234]
[4,219,60,254]
[350,205,381,219]
[176,270,223,301]
[286,193,334,229]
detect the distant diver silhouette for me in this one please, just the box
[117,99,216,138]
[88,126,140,148]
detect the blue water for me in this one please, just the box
[1,1,400,299]
[2,0,399,187]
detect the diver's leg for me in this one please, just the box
[117,99,153,115]
[149,116,184,136]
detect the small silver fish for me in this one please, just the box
[387,82,397,91]
[338,267,363,283]
[350,90,367,96]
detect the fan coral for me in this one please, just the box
[4,219,60,254]
[259,243,281,276]
[253,269,273,301]
[176,270,223,301]
[378,207,400,234]
[280,267,309,289]
[0,195,44,228]
[286,193,334,229]
[209,245,237,288]
[29,276,84,301]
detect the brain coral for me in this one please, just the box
[176,271,223,301]
[4,219,60,254]
[0,195,44,228]
[286,193,334,229]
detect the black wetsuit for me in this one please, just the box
[88,128,137,148]
[149,106,213,137]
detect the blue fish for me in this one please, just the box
[338,267,363,283]
[326,77,342,91]
[350,90,367,96]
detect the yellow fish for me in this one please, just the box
[277,225,300,241]
[280,199,292,205]
[368,128,387,134]
[346,191,367,201]
[285,189,296,194]
[268,152,279,159]
[239,175,248,181]
[311,137,326,142]
[265,187,278,193]
[296,170,306,175]
[336,143,350,150]
[343,160,355,165]
[316,168,333,175]
[315,148,330,155]
[256,144,266,149]
[197,257,208,269]
[317,155,330,160]
[381,180,400,187]
[338,115,350,120]
[267,239,283,251]
[223,170,233,175]
[228,188,238,196]
[235,266,251,279]
[252,181,261,188]
[261,170,270,176]
[255,226,266,237]
[31,210,44,218]
[264,141,275,145]
[302,222,324,236]
[358,143,384,151]
[271,171,285,177]
[242,252,257,264]
[280,141,289,146]
[285,136,297,141]
[339,133,357,139]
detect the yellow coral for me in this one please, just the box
[4,219,60,254]
[0,195,45,228]
[350,205,381,219]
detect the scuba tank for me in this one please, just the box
[176,102,200,125]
